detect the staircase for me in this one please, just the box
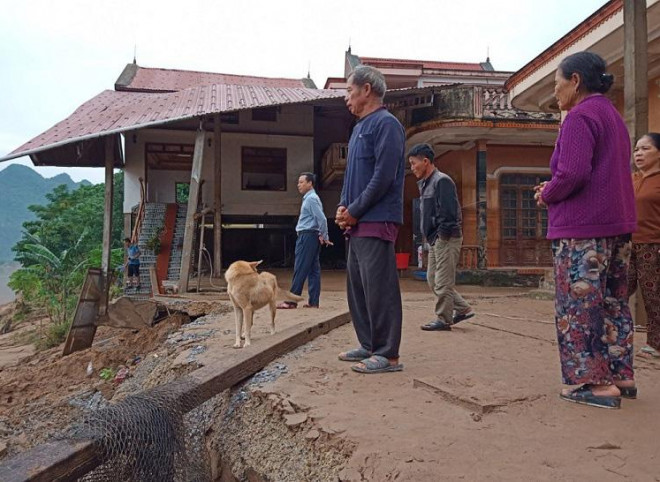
[166,204,188,284]
[125,203,167,299]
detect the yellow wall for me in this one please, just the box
[611,77,660,135]
[486,145,554,266]
[412,142,555,267]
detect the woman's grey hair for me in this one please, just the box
[348,65,387,99]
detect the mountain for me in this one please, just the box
[0,165,90,262]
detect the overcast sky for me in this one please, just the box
[0,0,606,184]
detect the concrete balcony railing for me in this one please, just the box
[321,142,348,187]
[408,86,559,126]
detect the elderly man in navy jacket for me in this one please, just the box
[336,65,405,374]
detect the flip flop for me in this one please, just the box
[559,385,621,409]
[351,355,403,374]
[338,347,371,361]
[618,386,637,399]
[421,320,451,331]
[276,302,297,309]
[453,310,475,324]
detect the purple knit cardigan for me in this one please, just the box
[541,94,636,239]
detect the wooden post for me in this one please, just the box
[99,137,114,315]
[213,115,223,276]
[178,129,206,293]
[476,140,487,269]
[624,0,648,143]
[624,0,649,326]
[195,208,213,293]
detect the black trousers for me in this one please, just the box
[346,236,402,359]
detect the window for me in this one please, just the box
[500,174,550,240]
[252,107,278,122]
[241,147,287,191]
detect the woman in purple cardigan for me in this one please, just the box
[535,52,637,409]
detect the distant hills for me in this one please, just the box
[0,164,90,262]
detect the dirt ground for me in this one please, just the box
[256,276,660,481]
[1,270,659,480]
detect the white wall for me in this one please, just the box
[225,105,314,136]
[123,126,315,216]
[220,132,314,216]
[123,129,215,211]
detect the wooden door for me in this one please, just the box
[499,174,552,266]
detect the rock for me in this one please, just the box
[304,429,320,440]
[0,442,7,456]
[471,413,482,422]
[283,413,307,427]
[280,400,295,413]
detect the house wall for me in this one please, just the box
[407,144,553,266]
[222,105,314,137]
[435,149,474,242]
[609,76,660,138]
[220,132,314,216]
[123,105,316,215]
[123,129,215,211]
[485,145,553,266]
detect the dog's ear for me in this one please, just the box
[249,260,263,271]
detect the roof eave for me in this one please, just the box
[505,0,622,91]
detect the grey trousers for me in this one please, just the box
[427,237,470,323]
[346,236,402,359]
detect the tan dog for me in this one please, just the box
[224,260,303,348]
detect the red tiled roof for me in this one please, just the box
[505,0,622,90]
[2,84,344,163]
[116,65,314,92]
[359,56,486,72]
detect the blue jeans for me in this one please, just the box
[290,231,321,306]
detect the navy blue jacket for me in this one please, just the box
[340,107,405,224]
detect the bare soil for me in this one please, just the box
[2,271,658,481]
[255,289,660,481]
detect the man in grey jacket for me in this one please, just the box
[408,143,475,331]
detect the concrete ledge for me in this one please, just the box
[457,269,543,287]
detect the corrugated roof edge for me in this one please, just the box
[0,87,345,163]
[1,84,466,165]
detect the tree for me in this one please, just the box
[9,171,125,348]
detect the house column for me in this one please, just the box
[178,127,206,293]
[624,0,648,325]
[100,136,114,315]
[624,0,648,143]
[213,115,222,276]
[476,140,487,269]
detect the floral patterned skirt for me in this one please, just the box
[552,235,634,385]
[628,242,660,350]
